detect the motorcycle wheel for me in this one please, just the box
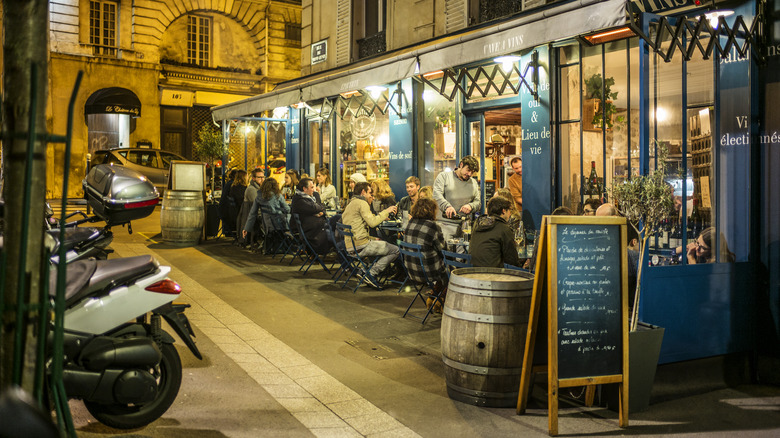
[83,341,182,430]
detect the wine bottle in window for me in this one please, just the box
[586,161,600,198]
[688,198,702,238]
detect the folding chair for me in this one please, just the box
[277,215,306,265]
[325,226,353,285]
[398,241,442,324]
[336,222,382,292]
[442,249,472,277]
[292,213,331,275]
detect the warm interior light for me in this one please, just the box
[244,124,251,135]
[377,133,389,147]
[493,55,521,73]
[422,70,444,80]
[656,107,669,123]
[705,10,734,29]
[365,86,385,99]
[272,106,288,119]
[583,27,636,45]
[340,90,361,98]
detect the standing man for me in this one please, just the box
[396,176,420,225]
[433,156,481,242]
[507,156,523,213]
[342,182,399,288]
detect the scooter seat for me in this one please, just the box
[51,255,159,307]
[46,227,101,253]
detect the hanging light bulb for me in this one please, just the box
[494,55,521,73]
[704,10,734,29]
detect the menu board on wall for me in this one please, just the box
[516,216,629,436]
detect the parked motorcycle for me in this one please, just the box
[46,163,199,429]
[46,164,160,264]
[53,254,202,429]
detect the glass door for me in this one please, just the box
[307,118,331,176]
[465,113,485,211]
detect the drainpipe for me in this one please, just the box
[265,4,270,93]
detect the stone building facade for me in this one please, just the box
[46,0,301,197]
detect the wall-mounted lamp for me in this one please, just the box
[704,9,734,29]
[422,70,444,80]
[365,86,386,99]
[340,90,361,98]
[493,55,521,73]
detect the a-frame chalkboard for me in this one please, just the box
[516,216,629,436]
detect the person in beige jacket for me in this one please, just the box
[341,182,399,288]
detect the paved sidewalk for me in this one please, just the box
[68,213,780,437]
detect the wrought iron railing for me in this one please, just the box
[357,31,386,59]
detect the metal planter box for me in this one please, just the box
[83,164,159,225]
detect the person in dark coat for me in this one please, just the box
[469,196,520,268]
[290,177,332,255]
[219,169,237,237]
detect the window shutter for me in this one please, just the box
[336,0,352,65]
[445,0,468,33]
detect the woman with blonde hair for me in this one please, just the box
[418,185,433,200]
[370,179,397,213]
[315,167,337,209]
[281,169,298,201]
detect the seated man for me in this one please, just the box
[290,177,331,255]
[341,181,399,288]
[396,175,420,226]
[470,196,520,268]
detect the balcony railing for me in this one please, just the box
[357,31,386,60]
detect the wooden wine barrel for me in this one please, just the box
[160,190,204,246]
[441,267,534,407]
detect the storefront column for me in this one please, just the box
[288,107,302,174]
[389,78,415,198]
[521,46,552,230]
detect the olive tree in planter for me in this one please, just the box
[607,143,675,412]
[193,123,228,192]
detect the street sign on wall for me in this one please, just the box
[312,40,327,65]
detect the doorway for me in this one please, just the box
[466,107,522,205]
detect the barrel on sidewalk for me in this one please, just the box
[441,267,534,407]
[160,190,205,246]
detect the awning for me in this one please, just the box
[85,87,141,117]
[212,0,627,121]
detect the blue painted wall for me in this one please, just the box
[389,79,415,201]
[521,47,552,230]
[287,108,302,174]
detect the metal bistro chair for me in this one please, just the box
[398,241,441,324]
[277,215,306,266]
[325,225,353,285]
[442,249,472,277]
[292,213,330,275]
[335,222,382,292]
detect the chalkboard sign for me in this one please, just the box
[485,180,496,199]
[555,223,622,379]
[517,216,628,436]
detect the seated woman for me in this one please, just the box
[403,197,447,287]
[676,226,735,264]
[281,170,298,201]
[243,178,290,252]
[371,179,397,214]
[315,167,338,210]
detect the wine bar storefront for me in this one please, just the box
[212,0,780,366]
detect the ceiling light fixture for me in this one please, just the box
[582,27,636,45]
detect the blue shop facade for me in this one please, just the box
[213,0,780,365]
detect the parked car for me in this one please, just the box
[91,148,186,195]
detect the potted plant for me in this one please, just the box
[607,142,674,412]
[193,123,229,193]
[583,73,625,130]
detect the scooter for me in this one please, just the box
[53,253,202,430]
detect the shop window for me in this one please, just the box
[187,15,211,67]
[89,0,118,57]
[558,40,635,215]
[336,92,390,199]
[421,75,460,187]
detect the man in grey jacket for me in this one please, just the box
[432,155,481,243]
